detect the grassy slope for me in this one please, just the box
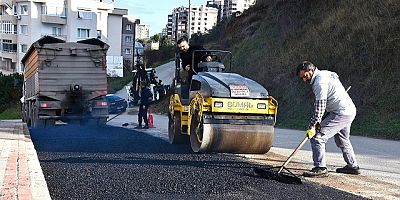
[0,104,20,119]
[204,0,400,139]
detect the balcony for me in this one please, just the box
[40,5,67,24]
[0,15,17,23]
[0,34,17,41]
[41,15,66,24]
[0,50,17,62]
[111,8,128,16]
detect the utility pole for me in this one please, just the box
[188,0,191,42]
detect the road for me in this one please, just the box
[146,60,400,199]
[28,61,399,199]
[29,116,365,200]
[154,61,175,87]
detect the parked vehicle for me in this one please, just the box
[21,36,109,128]
[105,94,127,114]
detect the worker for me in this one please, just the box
[177,37,210,83]
[296,61,360,177]
[135,81,152,129]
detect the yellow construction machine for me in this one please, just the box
[169,50,278,153]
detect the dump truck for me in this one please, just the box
[169,50,278,153]
[21,36,109,128]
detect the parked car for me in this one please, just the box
[105,94,128,114]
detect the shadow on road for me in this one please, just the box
[29,124,192,154]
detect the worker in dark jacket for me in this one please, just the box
[177,37,210,83]
[135,81,153,129]
[177,37,210,99]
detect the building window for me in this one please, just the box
[125,35,132,43]
[52,27,62,36]
[0,5,7,15]
[0,21,17,34]
[78,10,92,19]
[125,48,132,55]
[41,5,66,17]
[1,39,17,52]
[97,30,101,38]
[20,5,28,15]
[77,28,90,38]
[126,24,132,31]
[20,25,28,35]
[20,44,27,53]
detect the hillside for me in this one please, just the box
[196,0,400,139]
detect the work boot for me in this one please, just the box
[303,167,328,177]
[143,125,149,129]
[336,165,360,175]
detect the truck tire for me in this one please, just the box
[97,118,107,126]
[168,112,187,144]
[32,108,45,128]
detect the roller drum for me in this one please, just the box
[190,123,274,153]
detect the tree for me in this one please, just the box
[151,34,160,42]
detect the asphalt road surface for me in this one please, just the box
[29,124,368,200]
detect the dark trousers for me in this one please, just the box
[138,104,148,126]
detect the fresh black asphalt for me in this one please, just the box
[30,125,367,200]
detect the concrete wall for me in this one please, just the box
[107,14,122,56]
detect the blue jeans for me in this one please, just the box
[310,112,358,168]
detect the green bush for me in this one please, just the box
[0,73,23,116]
[0,103,20,119]
[107,66,133,94]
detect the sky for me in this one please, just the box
[115,0,207,36]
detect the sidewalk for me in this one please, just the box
[0,120,51,200]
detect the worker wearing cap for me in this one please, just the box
[296,61,360,177]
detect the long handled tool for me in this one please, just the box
[254,136,309,184]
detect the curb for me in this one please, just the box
[0,121,51,200]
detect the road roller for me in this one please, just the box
[169,50,278,153]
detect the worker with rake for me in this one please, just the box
[296,61,361,177]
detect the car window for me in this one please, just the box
[106,95,119,101]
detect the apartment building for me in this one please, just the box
[165,14,173,40]
[169,5,218,41]
[0,0,127,75]
[121,17,144,68]
[135,24,149,40]
[223,0,256,17]
[207,0,223,22]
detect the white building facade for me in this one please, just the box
[0,0,127,74]
[223,0,256,18]
[169,5,218,41]
[135,24,149,40]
